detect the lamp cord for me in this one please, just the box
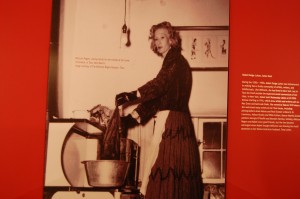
[124,0,127,25]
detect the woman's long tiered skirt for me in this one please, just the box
[142,110,203,199]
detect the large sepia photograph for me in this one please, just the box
[43,0,229,199]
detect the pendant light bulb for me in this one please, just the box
[121,24,128,46]
[122,24,127,33]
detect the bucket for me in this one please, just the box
[82,160,129,187]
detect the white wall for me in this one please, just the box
[56,0,229,118]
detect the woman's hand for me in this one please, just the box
[115,91,138,106]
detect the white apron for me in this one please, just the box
[140,110,170,195]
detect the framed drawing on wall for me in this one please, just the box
[175,26,229,71]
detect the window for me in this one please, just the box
[192,117,227,184]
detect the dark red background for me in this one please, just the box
[227,1,300,199]
[1,0,299,198]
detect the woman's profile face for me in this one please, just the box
[154,28,171,57]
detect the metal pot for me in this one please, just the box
[82,160,129,187]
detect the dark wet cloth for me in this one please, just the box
[100,108,120,160]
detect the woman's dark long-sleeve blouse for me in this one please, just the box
[135,48,192,124]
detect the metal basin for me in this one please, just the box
[82,160,129,187]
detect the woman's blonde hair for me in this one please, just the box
[149,21,182,56]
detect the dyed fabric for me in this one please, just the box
[100,108,120,160]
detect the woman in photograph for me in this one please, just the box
[116,21,203,199]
